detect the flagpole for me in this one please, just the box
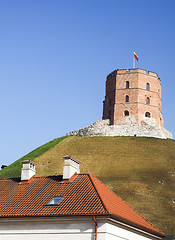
[133,52,135,69]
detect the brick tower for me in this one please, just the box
[103,69,163,128]
[67,67,172,138]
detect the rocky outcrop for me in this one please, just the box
[66,119,173,139]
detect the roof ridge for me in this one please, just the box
[0,173,88,181]
[88,173,109,214]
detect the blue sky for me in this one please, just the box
[0,0,174,166]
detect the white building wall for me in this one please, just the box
[0,217,162,240]
[105,222,158,240]
[0,219,95,240]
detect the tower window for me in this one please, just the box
[124,110,129,116]
[126,81,129,89]
[125,95,129,102]
[145,112,151,118]
[109,99,111,106]
[146,97,150,104]
[146,83,150,91]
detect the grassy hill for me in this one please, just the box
[0,136,175,234]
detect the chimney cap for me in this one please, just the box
[22,160,36,165]
[63,155,81,164]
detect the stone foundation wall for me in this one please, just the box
[66,119,173,139]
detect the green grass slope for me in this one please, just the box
[0,136,175,234]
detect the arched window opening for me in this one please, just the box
[126,81,129,89]
[124,110,129,116]
[125,95,129,102]
[145,112,151,118]
[146,83,150,91]
[146,97,150,104]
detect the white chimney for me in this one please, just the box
[21,160,36,181]
[63,155,80,180]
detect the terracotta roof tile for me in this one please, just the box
[0,174,164,237]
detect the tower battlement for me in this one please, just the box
[107,68,159,78]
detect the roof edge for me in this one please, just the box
[88,173,109,214]
[108,216,164,239]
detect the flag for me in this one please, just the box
[134,52,139,61]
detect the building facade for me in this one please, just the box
[103,69,163,127]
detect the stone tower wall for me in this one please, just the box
[103,69,163,128]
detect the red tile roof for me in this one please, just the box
[0,174,164,237]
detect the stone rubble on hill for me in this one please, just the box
[66,119,172,139]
